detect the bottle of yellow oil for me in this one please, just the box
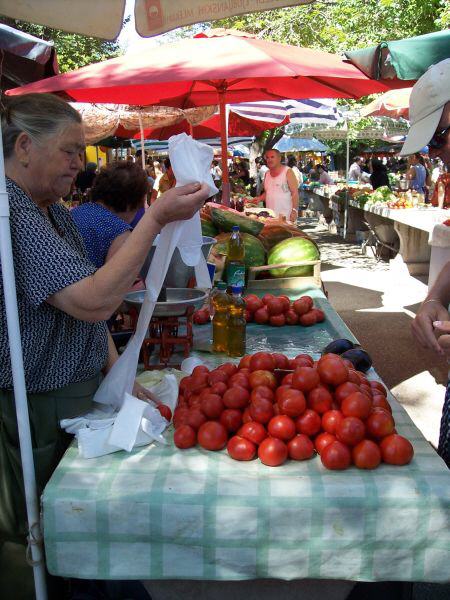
[227,285,246,357]
[212,282,230,353]
[226,226,246,288]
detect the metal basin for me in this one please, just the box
[140,236,216,287]
[124,288,208,317]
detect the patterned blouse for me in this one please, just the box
[71,203,132,268]
[0,178,109,393]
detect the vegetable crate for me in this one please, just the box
[247,259,322,292]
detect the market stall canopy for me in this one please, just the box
[231,97,342,126]
[72,102,216,144]
[274,135,329,152]
[345,30,450,82]
[0,0,315,39]
[8,29,394,105]
[360,88,411,119]
[0,23,59,90]
[131,137,253,153]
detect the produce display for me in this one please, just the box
[267,237,320,277]
[244,293,325,327]
[337,185,429,210]
[172,350,414,471]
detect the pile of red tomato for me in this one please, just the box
[172,351,414,470]
[244,294,324,327]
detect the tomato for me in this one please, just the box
[244,294,263,313]
[250,385,275,402]
[288,434,315,460]
[278,295,291,312]
[285,309,299,325]
[293,297,313,316]
[188,379,208,395]
[227,436,257,461]
[173,407,190,429]
[295,354,314,365]
[366,410,395,439]
[352,440,381,469]
[372,395,392,412]
[238,355,252,370]
[321,410,344,435]
[201,394,225,419]
[193,309,210,325]
[229,373,250,389]
[275,384,292,402]
[269,314,286,327]
[174,425,197,449]
[249,397,274,424]
[249,370,277,390]
[321,441,352,470]
[266,297,285,316]
[242,407,252,423]
[282,373,293,385]
[369,380,387,396]
[359,384,373,398]
[254,306,270,324]
[218,363,238,377]
[292,367,320,393]
[311,308,325,322]
[249,352,276,372]
[238,421,267,445]
[336,416,365,446]
[334,382,360,405]
[240,368,250,375]
[220,408,243,433]
[317,357,349,386]
[379,434,414,465]
[192,371,209,386]
[315,432,336,454]
[188,394,202,408]
[277,388,306,418]
[210,381,227,396]
[262,293,275,305]
[296,409,322,437]
[307,386,333,414]
[245,309,253,322]
[347,370,361,385]
[157,404,172,422]
[258,437,288,467]
[197,421,228,451]
[222,386,250,409]
[299,312,318,327]
[208,369,229,386]
[341,392,372,420]
[272,353,290,370]
[267,415,296,441]
[186,408,207,431]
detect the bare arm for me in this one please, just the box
[47,183,210,322]
[406,165,416,182]
[286,168,299,222]
[105,230,131,262]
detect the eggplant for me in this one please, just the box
[341,348,372,373]
[322,339,355,355]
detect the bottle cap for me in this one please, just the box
[232,225,240,231]
[216,282,227,290]
[231,285,243,294]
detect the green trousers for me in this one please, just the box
[0,375,99,544]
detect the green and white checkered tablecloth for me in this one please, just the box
[42,290,450,582]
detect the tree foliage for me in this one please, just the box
[0,17,123,72]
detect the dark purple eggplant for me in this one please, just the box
[341,348,372,373]
[322,339,355,355]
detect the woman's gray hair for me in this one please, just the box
[1,93,82,159]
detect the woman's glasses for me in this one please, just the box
[429,124,450,149]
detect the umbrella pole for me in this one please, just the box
[346,118,350,181]
[138,111,146,171]
[0,136,47,599]
[219,92,230,206]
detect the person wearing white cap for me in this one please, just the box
[409,58,450,467]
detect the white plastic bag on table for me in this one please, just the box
[64,134,217,456]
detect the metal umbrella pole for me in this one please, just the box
[0,135,47,599]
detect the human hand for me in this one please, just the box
[289,209,298,223]
[133,381,158,404]
[411,299,450,355]
[431,320,450,359]
[150,183,211,228]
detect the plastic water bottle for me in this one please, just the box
[227,285,246,357]
[212,282,230,353]
[226,226,246,288]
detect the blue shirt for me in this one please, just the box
[71,203,131,268]
[411,164,427,193]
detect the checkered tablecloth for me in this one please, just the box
[42,291,450,582]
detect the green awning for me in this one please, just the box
[345,30,450,81]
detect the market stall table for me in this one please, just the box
[41,288,450,585]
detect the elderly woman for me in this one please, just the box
[0,93,209,546]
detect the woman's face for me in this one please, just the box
[26,122,85,203]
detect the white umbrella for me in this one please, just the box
[1,0,314,39]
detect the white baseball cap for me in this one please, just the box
[400,58,450,156]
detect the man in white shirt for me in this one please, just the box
[348,156,364,181]
[255,149,299,221]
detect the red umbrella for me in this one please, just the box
[9,29,394,201]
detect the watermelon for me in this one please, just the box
[211,232,266,268]
[211,207,264,236]
[201,218,218,238]
[267,237,320,277]
[258,223,316,251]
